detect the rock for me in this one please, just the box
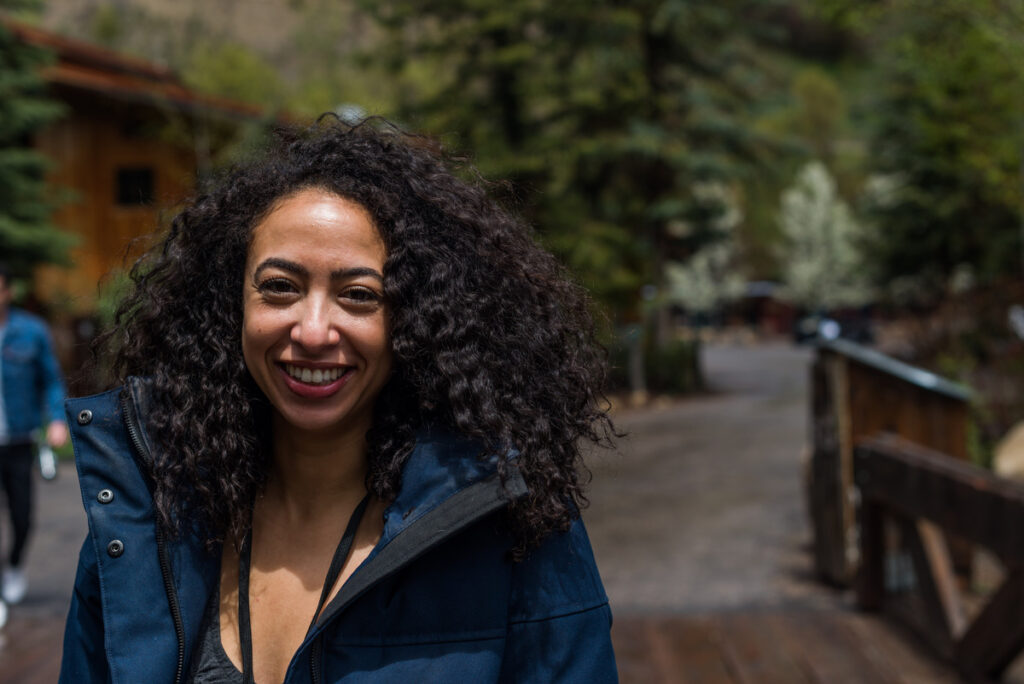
[993,421,1024,480]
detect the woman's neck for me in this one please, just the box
[264,415,370,522]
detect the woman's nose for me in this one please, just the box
[291,299,341,349]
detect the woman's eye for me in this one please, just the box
[256,278,298,296]
[342,287,381,305]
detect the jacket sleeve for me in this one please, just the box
[35,322,67,425]
[498,519,618,683]
[60,536,111,683]
[501,603,617,683]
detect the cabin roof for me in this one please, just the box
[2,17,264,119]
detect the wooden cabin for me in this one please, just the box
[3,19,263,314]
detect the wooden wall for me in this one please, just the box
[32,95,195,314]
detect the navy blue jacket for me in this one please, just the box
[1,307,66,441]
[60,378,617,683]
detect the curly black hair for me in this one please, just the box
[100,118,616,556]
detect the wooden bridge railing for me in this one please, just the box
[809,338,971,586]
[855,433,1024,682]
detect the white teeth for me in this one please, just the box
[285,364,344,385]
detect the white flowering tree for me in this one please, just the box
[777,161,873,311]
[666,182,746,317]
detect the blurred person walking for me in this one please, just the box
[0,261,68,627]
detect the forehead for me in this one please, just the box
[247,189,385,266]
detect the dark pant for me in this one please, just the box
[0,442,34,567]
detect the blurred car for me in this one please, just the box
[793,314,840,344]
[793,311,874,345]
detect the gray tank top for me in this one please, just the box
[187,587,244,683]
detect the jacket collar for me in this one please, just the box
[123,376,527,540]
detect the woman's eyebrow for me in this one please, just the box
[253,259,382,282]
[332,266,383,282]
[254,258,306,280]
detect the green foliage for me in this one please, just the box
[361,0,789,321]
[94,268,132,328]
[666,183,746,314]
[181,42,285,108]
[89,2,122,47]
[0,0,43,20]
[645,338,704,394]
[284,0,394,118]
[852,0,1024,299]
[607,335,703,394]
[0,14,74,276]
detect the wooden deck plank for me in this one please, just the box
[614,614,736,684]
[612,615,673,683]
[714,612,814,684]
[843,612,965,684]
[613,610,974,684]
[757,610,891,683]
[661,617,736,684]
[0,615,64,684]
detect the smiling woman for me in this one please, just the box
[60,119,619,684]
[242,190,391,440]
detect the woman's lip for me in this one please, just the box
[278,361,348,370]
[276,364,352,399]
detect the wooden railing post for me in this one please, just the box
[855,451,884,611]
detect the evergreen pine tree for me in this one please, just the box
[0,7,72,278]
[362,0,785,325]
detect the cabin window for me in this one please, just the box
[115,167,154,206]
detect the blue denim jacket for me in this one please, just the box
[60,378,618,683]
[1,308,66,442]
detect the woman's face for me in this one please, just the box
[242,188,392,440]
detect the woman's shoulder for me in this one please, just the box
[506,517,609,622]
[397,426,524,501]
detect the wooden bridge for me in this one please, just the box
[3,342,1023,682]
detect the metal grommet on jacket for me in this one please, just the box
[77,409,93,425]
[107,540,125,558]
[97,489,114,504]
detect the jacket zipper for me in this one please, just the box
[294,471,526,682]
[310,637,323,684]
[121,391,187,684]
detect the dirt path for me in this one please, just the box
[584,340,835,613]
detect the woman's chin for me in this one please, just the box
[271,405,371,440]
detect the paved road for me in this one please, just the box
[585,340,829,613]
